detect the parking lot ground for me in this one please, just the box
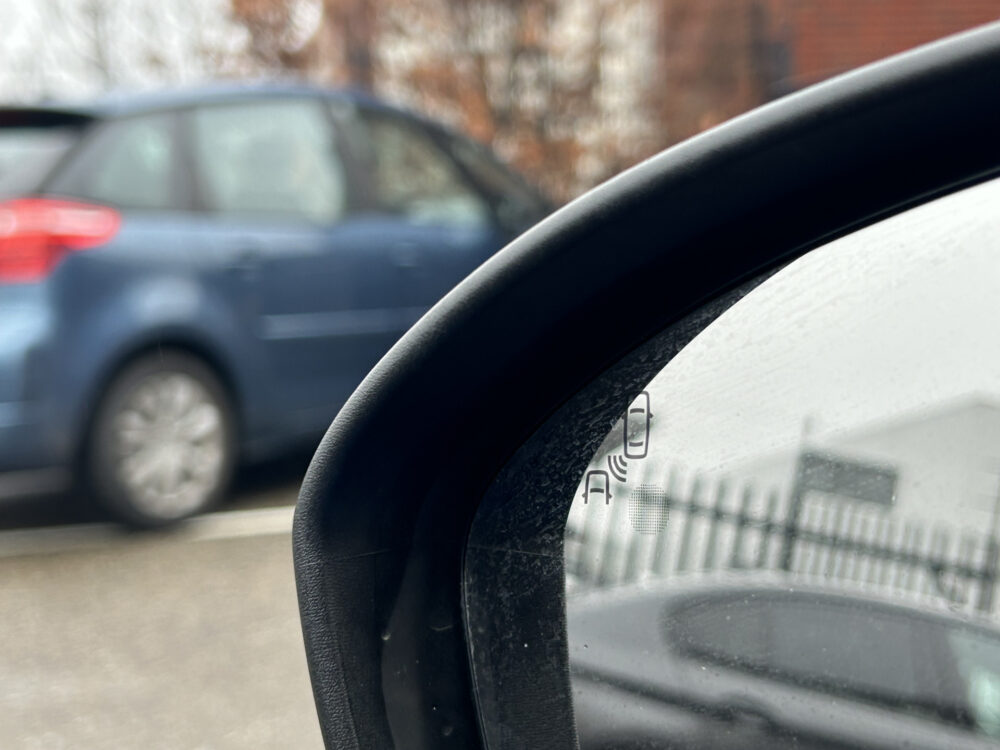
[0,508,323,750]
[0,449,311,531]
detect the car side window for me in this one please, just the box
[566,176,1000,748]
[766,601,920,703]
[446,134,549,230]
[191,99,347,224]
[355,112,490,228]
[48,112,178,211]
[948,628,1000,738]
[667,594,769,668]
[670,595,923,707]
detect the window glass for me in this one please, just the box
[357,113,489,227]
[447,135,548,229]
[566,176,1000,747]
[767,602,919,700]
[0,126,80,197]
[668,595,768,668]
[949,628,1000,738]
[192,100,346,223]
[50,114,176,210]
[670,595,922,705]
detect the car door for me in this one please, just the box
[340,106,506,314]
[186,97,410,439]
[38,109,208,444]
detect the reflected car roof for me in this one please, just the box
[568,572,1000,633]
[1,81,416,122]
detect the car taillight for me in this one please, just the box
[0,197,121,283]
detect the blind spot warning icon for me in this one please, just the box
[583,470,612,504]
[607,454,628,482]
[623,391,653,459]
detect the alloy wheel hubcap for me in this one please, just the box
[112,372,225,518]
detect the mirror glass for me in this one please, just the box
[566,176,1000,749]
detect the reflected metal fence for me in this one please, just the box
[565,474,1000,616]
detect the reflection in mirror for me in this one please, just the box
[565,177,1000,749]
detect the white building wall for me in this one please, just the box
[695,400,1000,536]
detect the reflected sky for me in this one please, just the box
[648,177,1000,472]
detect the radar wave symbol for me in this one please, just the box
[607,454,629,483]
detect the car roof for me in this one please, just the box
[1,81,418,122]
[568,572,1000,633]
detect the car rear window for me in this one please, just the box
[48,112,180,211]
[0,125,81,197]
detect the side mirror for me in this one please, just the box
[293,24,1000,750]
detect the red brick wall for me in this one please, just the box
[654,0,1000,149]
[767,0,1000,89]
[655,0,773,142]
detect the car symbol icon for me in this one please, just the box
[623,391,653,459]
[582,470,612,504]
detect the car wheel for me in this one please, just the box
[87,351,237,527]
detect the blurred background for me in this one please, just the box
[1,1,999,748]
[4,0,1000,202]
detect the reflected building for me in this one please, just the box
[718,398,1000,536]
[568,399,1000,618]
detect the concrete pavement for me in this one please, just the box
[0,505,324,749]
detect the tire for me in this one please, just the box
[86,350,237,527]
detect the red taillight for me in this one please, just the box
[0,197,121,283]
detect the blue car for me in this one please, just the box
[0,84,550,525]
